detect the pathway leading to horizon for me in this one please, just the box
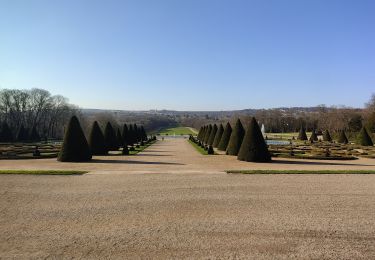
[0,138,374,173]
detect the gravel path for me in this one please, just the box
[1,139,375,259]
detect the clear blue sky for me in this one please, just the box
[0,0,374,110]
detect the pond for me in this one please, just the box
[266,140,291,145]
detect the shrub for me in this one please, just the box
[309,130,318,142]
[104,122,119,151]
[323,130,332,142]
[218,122,232,151]
[122,124,129,145]
[204,125,212,144]
[58,116,92,162]
[29,126,41,142]
[207,145,214,155]
[297,127,308,140]
[238,117,271,162]
[226,119,245,156]
[88,121,108,155]
[116,128,123,146]
[207,124,218,146]
[122,144,129,155]
[338,130,348,144]
[357,127,373,146]
[213,124,224,148]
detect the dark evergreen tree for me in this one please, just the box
[197,126,204,140]
[218,122,232,151]
[88,121,108,155]
[338,130,348,144]
[29,126,41,142]
[297,126,308,140]
[104,122,119,151]
[213,124,224,148]
[323,130,332,142]
[204,125,212,144]
[199,126,206,141]
[357,127,373,146]
[122,144,129,155]
[226,119,245,156]
[207,124,218,146]
[309,130,318,142]
[238,117,271,162]
[0,122,13,142]
[58,116,92,162]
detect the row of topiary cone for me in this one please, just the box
[58,116,151,162]
[196,117,271,162]
[0,122,41,143]
[297,126,373,146]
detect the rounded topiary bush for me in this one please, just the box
[226,119,245,156]
[213,124,224,148]
[88,121,108,155]
[122,143,129,155]
[58,116,92,162]
[218,122,232,151]
[237,117,271,162]
[357,127,373,146]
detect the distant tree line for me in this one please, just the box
[0,88,79,141]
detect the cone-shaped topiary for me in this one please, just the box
[104,122,119,151]
[88,121,108,155]
[338,130,348,144]
[238,117,271,162]
[140,126,147,141]
[309,130,318,142]
[122,124,129,145]
[200,126,207,141]
[323,130,332,142]
[226,119,245,156]
[207,124,218,146]
[297,126,308,140]
[16,125,28,142]
[197,126,204,140]
[122,143,129,155]
[128,124,135,146]
[29,126,41,142]
[218,122,232,151]
[357,127,373,146]
[213,124,224,148]
[133,124,139,143]
[0,122,13,142]
[116,128,123,146]
[58,116,92,162]
[204,125,212,144]
[207,145,214,155]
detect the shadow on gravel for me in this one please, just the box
[136,154,173,157]
[91,159,185,165]
[273,159,375,167]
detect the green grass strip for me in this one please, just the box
[0,170,87,175]
[188,140,209,155]
[226,170,375,174]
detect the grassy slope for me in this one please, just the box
[188,140,208,155]
[158,127,196,135]
[0,170,87,175]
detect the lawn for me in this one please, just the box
[158,127,197,136]
[227,170,375,174]
[0,170,87,175]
